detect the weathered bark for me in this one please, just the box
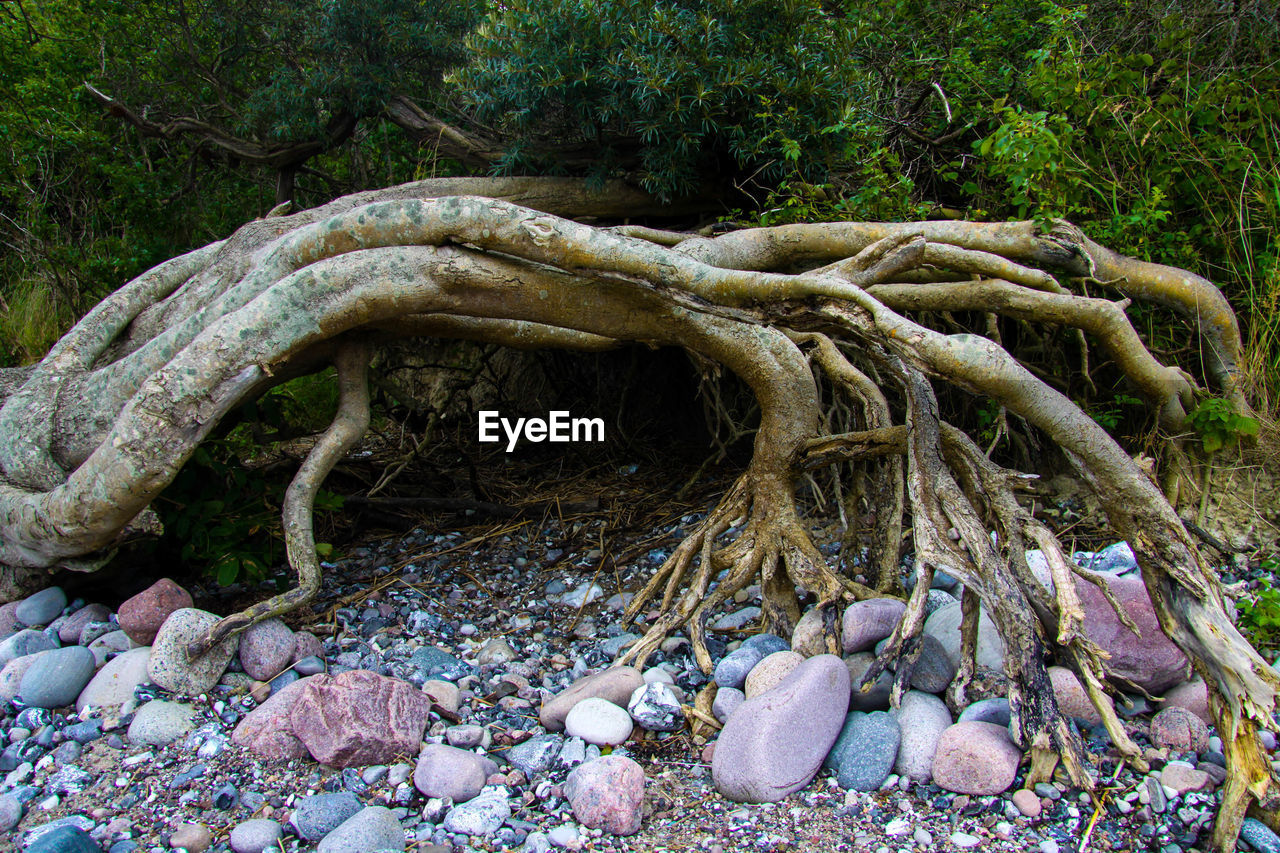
[0,177,1272,849]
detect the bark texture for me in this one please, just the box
[0,177,1273,847]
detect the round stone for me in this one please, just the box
[117,578,194,645]
[891,690,952,782]
[413,744,493,802]
[18,645,96,709]
[712,686,745,723]
[238,618,295,681]
[170,822,213,852]
[842,598,906,654]
[907,634,956,694]
[1149,705,1210,753]
[713,647,765,690]
[315,806,405,853]
[825,710,901,791]
[1012,788,1042,818]
[128,699,198,745]
[229,818,284,853]
[15,586,67,627]
[931,721,1021,795]
[291,792,363,841]
[539,666,644,732]
[564,755,646,835]
[565,697,634,746]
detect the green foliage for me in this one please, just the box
[461,0,867,200]
[1187,397,1260,455]
[1083,393,1144,434]
[1237,557,1280,658]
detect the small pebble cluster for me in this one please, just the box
[0,522,1278,853]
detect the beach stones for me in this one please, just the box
[743,650,803,698]
[1075,573,1187,693]
[712,654,850,803]
[289,669,432,767]
[18,645,96,709]
[413,744,494,802]
[1150,705,1210,752]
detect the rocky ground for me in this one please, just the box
[1,485,1279,853]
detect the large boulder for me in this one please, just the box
[289,669,432,766]
[712,654,850,803]
[1074,573,1187,693]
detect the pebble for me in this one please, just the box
[564,697,634,746]
[169,822,212,852]
[743,650,803,697]
[291,792,363,841]
[932,721,1021,795]
[890,690,951,782]
[237,618,295,681]
[0,629,58,668]
[712,686,745,723]
[443,786,511,835]
[712,607,761,631]
[76,646,150,712]
[15,586,66,627]
[414,743,493,802]
[713,646,764,690]
[626,681,683,731]
[1150,705,1210,752]
[1012,788,1042,817]
[128,700,197,746]
[825,711,900,791]
[228,819,283,853]
[506,734,563,778]
[117,578,194,645]
[19,645,97,709]
[539,666,644,732]
[316,805,405,852]
[841,598,906,654]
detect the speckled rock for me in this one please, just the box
[128,699,198,745]
[1075,573,1187,692]
[844,653,893,711]
[1150,705,1210,752]
[291,792,363,841]
[170,822,213,853]
[743,650,803,698]
[231,676,317,761]
[15,586,66,627]
[931,721,1021,795]
[564,755,646,835]
[908,635,956,694]
[539,666,644,732]
[291,631,325,663]
[413,744,494,802]
[316,806,405,852]
[627,681,683,731]
[1012,789,1042,818]
[825,711,901,791]
[442,786,511,835]
[1047,666,1102,724]
[237,618,295,681]
[712,654,850,803]
[87,629,139,667]
[506,734,562,778]
[76,647,151,712]
[147,608,239,697]
[957,697,1011,727]
[290,669,432,766]
[842,598,906,654]
[890,690,952,782]
[422,679,461,714]
[1160,760,1211,794]
[713,647,765,690]
[18,645,96,708]
[118,578,193,644]
[0,628,57,668]
[0,601,20,638]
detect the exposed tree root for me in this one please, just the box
[0,184,1273,849]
